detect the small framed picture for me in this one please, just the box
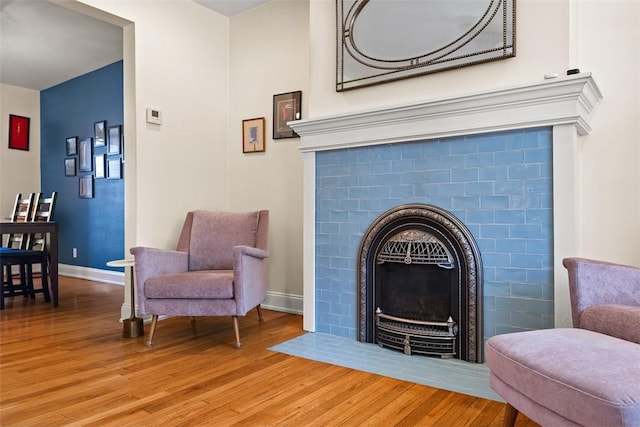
[8,114,30,151]
[64,158,76,177]
[94,120,106,147]
[107,157,122,179]
[108,125,122,155]
[78,138,93,172]
[95,154,106,179]
[273,91,301,139]
[79,175,94,199]
[66,136,78,155]
[242,117,265,153]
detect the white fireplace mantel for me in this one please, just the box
[290,73,602,332]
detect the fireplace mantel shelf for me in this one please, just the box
[291,73,602,153]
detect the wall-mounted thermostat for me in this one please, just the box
[146,108,162,125]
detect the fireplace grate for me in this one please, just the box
[376,310,458,357]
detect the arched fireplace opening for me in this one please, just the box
[357,204,483,362]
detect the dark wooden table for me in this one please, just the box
[1,221,59,307]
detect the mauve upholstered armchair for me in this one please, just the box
[486,258,640,426]
[130,210,269,348]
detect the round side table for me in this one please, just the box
[107,258,144,338]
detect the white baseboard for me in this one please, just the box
[60,264,303,318]
[262,291,303,315]
[60,263,124,286]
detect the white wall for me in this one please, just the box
[307,0,640,266]
[0,84,41,217]
[77,0,309,311]
[228,1,309,307]
[78,0,231,251]
[572,0,640,263]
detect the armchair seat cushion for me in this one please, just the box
[144,270,234,299]
[580,304,640,344]
[486,328,640,427]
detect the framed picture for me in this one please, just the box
[242,117,265,153]
[107,157,121,179]
[95,154,105,179]
[8,114,30,150]
[94,120,106,147]
[108,125,122,155]
[78,138,93,172]
[79,175,94,199]
[66,136,78,155]
[273,91,301,139]
[64,158,76,177]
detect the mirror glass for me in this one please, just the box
[337,0,516,91]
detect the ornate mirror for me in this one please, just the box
[336,0,516,91]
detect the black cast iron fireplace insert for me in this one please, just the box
[357,204,483,362]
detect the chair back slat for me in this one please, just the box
[28,192,57,251]
[31,192,56,222]
[5,193,36,249]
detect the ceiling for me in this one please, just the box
[0,0,269,91]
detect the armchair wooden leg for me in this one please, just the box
[257,304,264,322]
[232,316,242,349]
[190,316,196,324]
[502,403,519,427]
[146,315,158,348]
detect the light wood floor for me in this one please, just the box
[1,276,539,426]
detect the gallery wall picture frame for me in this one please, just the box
[8,114,30,150]
[66,136,78,155]
[107,157,122,179]
[95,154,106,179]
[94,120,106,147]
[79,175,94,199]
[78,137,93,172]
[273,91,301,139]
[65,158,77,177]
[108,124,122,155]
[242,117,266,153]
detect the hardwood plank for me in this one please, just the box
[0,276,540,426]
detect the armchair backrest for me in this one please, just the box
[563,257,640,327]
[177,210,269,271]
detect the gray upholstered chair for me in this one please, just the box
[130,210,269,348]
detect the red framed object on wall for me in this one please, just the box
[8,114,30,151]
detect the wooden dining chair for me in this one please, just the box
[1,192,54,308]
[2,193,37,307]
[23,192,57,301]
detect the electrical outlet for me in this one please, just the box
[72,248,77,258]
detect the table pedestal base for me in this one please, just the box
[123,316,144,338]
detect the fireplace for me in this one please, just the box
[358,204,483,362]
[290,73,601,357]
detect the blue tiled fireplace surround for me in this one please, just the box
[315,127,554,344]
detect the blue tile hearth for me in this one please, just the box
[270,332,502,402]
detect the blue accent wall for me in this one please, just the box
[315,128,554,342]
[40,61,124,271]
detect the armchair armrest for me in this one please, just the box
[563,257,640,327]
[130,247,189,312]
[232,245,269,316]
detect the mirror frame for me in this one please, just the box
[336,0,516,91]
